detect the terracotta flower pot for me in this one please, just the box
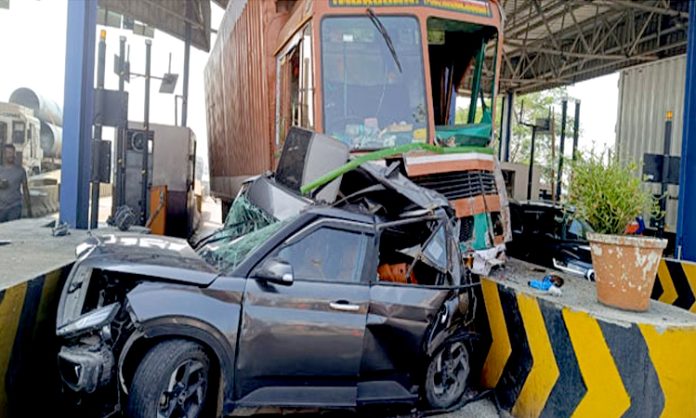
[586,232,667,312]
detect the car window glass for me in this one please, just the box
[276,227,369,283]
[567,219,589,241]
[423,225,447,271]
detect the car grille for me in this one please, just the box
[410,170,498,201]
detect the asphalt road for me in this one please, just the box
[239,398,505,418]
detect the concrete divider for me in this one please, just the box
[0,266,71,418]
[653,257,696,312]
[0,218,103,418]
[477,260,696,418]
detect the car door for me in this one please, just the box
[358,219,460,404]
[235,219,374,408]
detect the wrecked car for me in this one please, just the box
[57,159,479,418]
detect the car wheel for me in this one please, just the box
[424,341,470,409]
[126,340,211,418]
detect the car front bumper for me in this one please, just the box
[58,343,114,393]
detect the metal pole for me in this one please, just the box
[527,126,537,200]
[175,96,179,127]
[467,40,485,124]
[181,2,191,127]
[676,0,696,260]
[658,112,673,237]
[503,91,513,162]
[59,0,97,229]
[556,99,568,198]
[141,39,152,225]
[113,36,127,214]
[90,30,107,229]
[572,100,581,161]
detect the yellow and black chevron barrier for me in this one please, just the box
[653,258,696,312]
[478,277,696,418]
[0,266,71,418]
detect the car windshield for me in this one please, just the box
[321,16,428,151]
[566,218,592,241]
[198,219,289,273]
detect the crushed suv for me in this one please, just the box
[56,161,479,418]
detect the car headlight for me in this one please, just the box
[58,265,93,327]
[57,302,120,338]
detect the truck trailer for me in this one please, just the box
[205,0,510,255]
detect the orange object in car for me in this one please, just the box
[378,263,417,285]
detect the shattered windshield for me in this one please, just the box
[223,195,277,235]
[321,16,428,150]
[198,219,288,273]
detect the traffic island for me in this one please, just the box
[477,259,696,418]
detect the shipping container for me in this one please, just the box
[616,54,685,232]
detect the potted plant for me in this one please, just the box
[566,154,666,311]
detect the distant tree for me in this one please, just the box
[502,88,578,195]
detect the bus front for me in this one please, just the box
[316,0,509,259]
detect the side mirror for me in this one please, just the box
[252,258,294,286]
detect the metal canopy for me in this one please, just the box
[99,0,212,51]
[499,0,689,94]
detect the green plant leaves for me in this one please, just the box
[566,155,658,235]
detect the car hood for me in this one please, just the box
[78,234,218,286]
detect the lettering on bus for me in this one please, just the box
[329,0,492,18]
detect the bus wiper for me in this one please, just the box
[366,8,402,73]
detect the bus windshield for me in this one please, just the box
[321,16,428,151]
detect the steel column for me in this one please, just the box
[90,30,107,229]
[141,39,152,225]
[556,99,568,198]
[60,0,97,229]
[572,100,581,160]
[113,36,127,214]
[501,91,514,162]
[181,2,192,127]
[676,0,696,260]
[527,126,537,201]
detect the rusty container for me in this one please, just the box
[204,0,292,203]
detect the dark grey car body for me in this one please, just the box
[56,205,476,416]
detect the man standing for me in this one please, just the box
[0,144,32,222]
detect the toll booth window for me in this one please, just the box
[12,121,25,144]
[321,16,428,150]
[427,18,498,147]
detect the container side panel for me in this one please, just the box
[616,55,686,231]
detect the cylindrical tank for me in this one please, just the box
[9,87,63,127]
[40,121,62,158]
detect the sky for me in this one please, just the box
[567,72,620,155]
[0,0,619,166]
[0,0,224,168]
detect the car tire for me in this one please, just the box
[126,339,212,418]
[424,341,470,409]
